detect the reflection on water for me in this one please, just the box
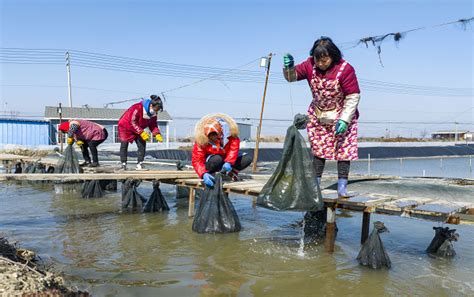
[1,179,473,296]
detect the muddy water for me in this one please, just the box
[1,181,473,296]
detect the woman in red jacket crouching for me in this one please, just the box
[192,113,252,187]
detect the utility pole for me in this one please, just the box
[66,51,73,107]
[58,103,63,153]
[252,53,272,173]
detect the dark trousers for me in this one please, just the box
[120,137,146,164]
[81,129,108,164]
[313,156,350,179]
[205,153,253,174]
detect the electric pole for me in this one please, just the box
[66,51,73,107]
[252,53,272,173]
[58,103,63,153]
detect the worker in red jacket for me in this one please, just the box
[192,113,252,187]
[118,95,163,170]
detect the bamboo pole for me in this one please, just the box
[252,53,273,173]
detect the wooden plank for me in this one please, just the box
[110,170,196,174]
[173,178,202,183]
[0,154,36,161]
[245,185,265,195]
[0,155,58,167]
[0,172,197,181]
[410,200,471,218]
[376,197,433,215]
[177,179,203,187]
[340,195,395,208]
[239,174,272,180]
[223,181,266,192]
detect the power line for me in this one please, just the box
[282,17,473,66]
[161,57,262,94]
[1,48,473,98]
[2,83,470,113]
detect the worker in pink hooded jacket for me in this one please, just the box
[117,95,164,170]
[58,119,108,167]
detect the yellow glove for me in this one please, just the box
[140,131,150,142]
[155,134,163,142]
[76,140,84,147]
[67,137,74,145]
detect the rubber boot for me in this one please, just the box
[337,178,349,198]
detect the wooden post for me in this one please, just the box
[361,211,371,244]
[3,160,11,173]
[188,187,196,217]
[325,205,336,253]
[252,196,257,208]
[58,103,63,153]
[367,153,371,176]
[252,53,272,173]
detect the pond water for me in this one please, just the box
[1,179,473,296]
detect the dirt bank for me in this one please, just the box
[0,237,88,296]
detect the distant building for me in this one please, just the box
[237,122,251,141]
[431,131,472,141]
[44,106,172,145]
[0,118,50,145]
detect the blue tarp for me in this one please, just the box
[108,145,474,162]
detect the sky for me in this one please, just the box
[0,0,473,138]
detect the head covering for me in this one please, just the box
[143,95,163,118]
[203,118,222,137]
[150,95,163,111]
[142,99,154,117]
[58,121,70,132]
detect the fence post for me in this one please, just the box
[399,158,403,176]
[368,153,371,176]
[469,155,472,176]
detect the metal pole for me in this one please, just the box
[252,53,272,173]
[368,153,371,176]
[469,155,472,176]
[166,124,170,149]
[66,51,73,107]
[58,103,63,153]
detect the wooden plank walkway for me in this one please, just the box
[163,175,474,252]
[1,152,473,253]
[0,171,197,181]
[169,175,473,221]
[0,153,58,173]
